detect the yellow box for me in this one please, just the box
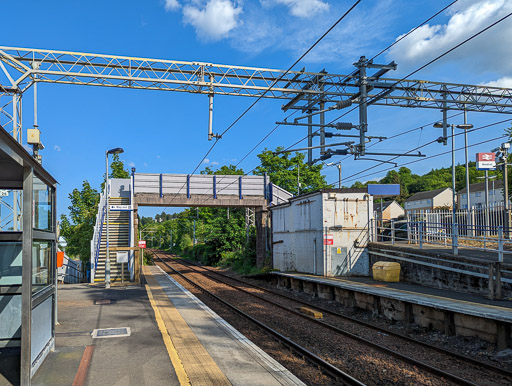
[372,261,400,282]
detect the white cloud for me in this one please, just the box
[54,145,61,152]
[183,0,242,41]
[156,155,161,159]
[232,1,393,63]
[211,161,219,165]
[388,0,512,75]
[164,0,181,11]
[480,76,512,88]
[128,161,136,167]
[202,158,210,164]
[144,162,148,167]
[262,0,329,18]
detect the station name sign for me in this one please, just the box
[476,152,496,170]
[110,205,133,211]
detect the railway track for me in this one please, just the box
[180,255,512,381]
[153,252,363,385]
[154,251,512,385]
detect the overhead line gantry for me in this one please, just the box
[1,46,512,163]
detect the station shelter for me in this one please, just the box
[0,124,57,385]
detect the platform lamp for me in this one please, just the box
[105,147,124,289]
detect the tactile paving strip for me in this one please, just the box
[144,266,231,385]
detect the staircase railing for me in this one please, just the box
[90,187,107,282]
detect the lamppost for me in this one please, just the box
[433,122,472,254]
[105,147,124,289]
[326,162,342,188]
[457,123,474,234]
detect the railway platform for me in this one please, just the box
[30,266,303,386]
[272,271,512,350]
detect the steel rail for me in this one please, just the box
[159,254,479,386]
[184,256,512,378]
[153,253,364,386]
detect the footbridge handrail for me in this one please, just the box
[90,187,107,282]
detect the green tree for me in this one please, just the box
[254,147,328,195]
[59,181,99,262]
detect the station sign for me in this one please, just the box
[324,234,334,245]
[476,152,496,170]
[0,190,9,197]
[110,205,133,211]
[116,251,129,263]
[138,240,146,248]
[367,184,400,196]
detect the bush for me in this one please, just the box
[143,250,154,265]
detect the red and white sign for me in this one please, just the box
[138,240,146,248]
[323,234,334,245]
[476,152,496,170]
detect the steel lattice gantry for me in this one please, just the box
[1,46,512,161]
[1,46,512,111]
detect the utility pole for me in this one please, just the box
[337,164,342,188]
[503,144,510,238]
[297,164,300,195]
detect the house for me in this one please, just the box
[374,200,405,223]
[457,180,504,209]
[404,187,453,213]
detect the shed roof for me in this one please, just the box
[0,124,57,188]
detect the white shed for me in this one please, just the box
[271,189,373,276]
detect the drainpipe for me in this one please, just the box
[313,237,317,275]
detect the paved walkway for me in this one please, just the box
[32,266,303,386]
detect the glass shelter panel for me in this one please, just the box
[33,176,53,231]
[32,240,53,294]
[0,242,22,285]
[0,189,23,232]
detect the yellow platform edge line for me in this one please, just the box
[145,284,190,386]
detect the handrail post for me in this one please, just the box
[159,173,163,198]
[187,175,191,198]
[391,219,395,245]
[498,225,504,262]
[239,176,243,199]
[453,223,459,256]
[419,221,423,249]
[213,175,217,199]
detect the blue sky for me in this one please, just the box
[1,0,511,219]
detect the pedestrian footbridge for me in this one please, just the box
[90,173,293,283]
[132,173,292,207]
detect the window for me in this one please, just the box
[475,192,482,198]
[461,194,467,199]
[32,240,53,293]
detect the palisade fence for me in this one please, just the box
[373,204,512,261]
[407,204,507,237]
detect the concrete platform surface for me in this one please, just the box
[30,268,304,386]
[275,272,512,323]
[31,284,177,386]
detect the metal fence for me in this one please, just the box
[372,204,512,262]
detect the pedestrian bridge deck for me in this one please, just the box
[133,173,292,208]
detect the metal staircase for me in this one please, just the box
[91,178,134,284]
[94,197,131,282]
